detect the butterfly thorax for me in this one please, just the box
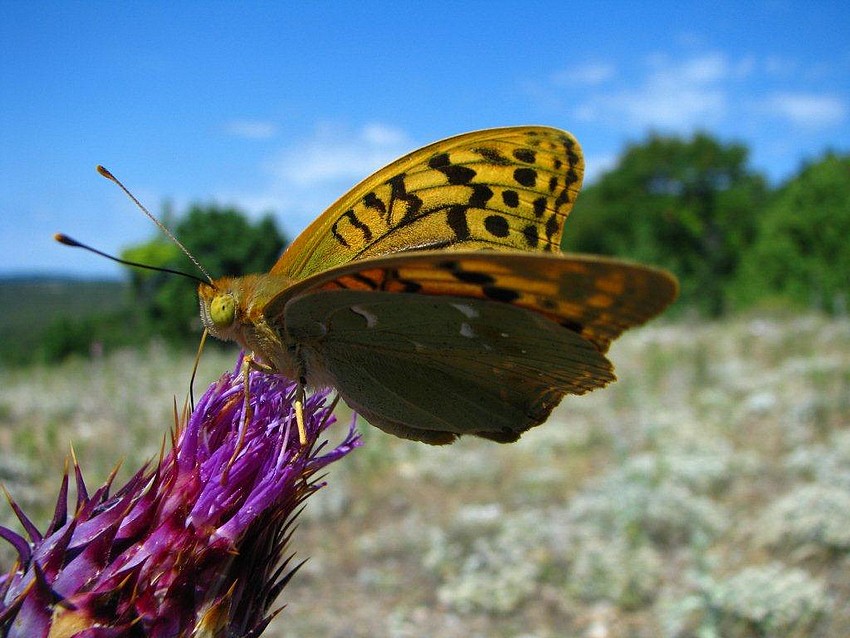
[198,273,302,378]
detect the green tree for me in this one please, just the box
[37,308,147,363]
[734,152,850,314]
[563,133,768,315]
[123,204,287,342]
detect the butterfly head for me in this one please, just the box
[198,281,240,342]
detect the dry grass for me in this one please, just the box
[1,313,848,637]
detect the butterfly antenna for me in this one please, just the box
[97,165,215,284]
[54,233,209,286]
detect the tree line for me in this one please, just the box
[563,132,848,317]
[37,131,849,361]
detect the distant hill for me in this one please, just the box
[0,276,131,363]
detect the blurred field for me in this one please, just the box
[0,277,129,362]
[1,313,848,637]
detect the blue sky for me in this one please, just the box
[1,1,848,278]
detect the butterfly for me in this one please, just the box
[197,127,678,446]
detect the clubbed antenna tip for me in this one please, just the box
[96,165,117,181]
[53,233,80,247]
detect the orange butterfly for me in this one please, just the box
[196,127,678,446]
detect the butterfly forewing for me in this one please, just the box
[272,127,583,280]
[284,290,614,443]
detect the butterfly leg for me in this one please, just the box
[221,356,254,482]
[286,343,310,446]
[222,353,277,482]
[293,381,307,446]
[243,351,309,448]
[293,386,340,446]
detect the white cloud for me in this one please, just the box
[267,122,411,187]
[764,55,798,78]
[547,52,771,132]
[223,119,279,140]
[609,85,727,129]
[551,62,616,86]
[763,93,847,128]
[361,122,408,147]
[671,52,728,83]
[575,52,737,130]
[216,122,412,235]
[548,50,850,138]
[524,47,848,184]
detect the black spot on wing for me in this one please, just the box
[513,167,537,187]
[512,148,536,163]
[502,190,519,208]
[483,215,510,238]
[475,146,511,165]
[386,268,423,293]
[532,196,547,218]
[438,260,496,285]
[522,224,539,248]
[564,165,580,188]
[545,214,560,241]
[539,297,557,310]
[363,191,386,215]
[483,286,520,303]
[429,153,477,185]
[446,206,471,241]
[560,318,584,333]
[400,279,422,293]
[565,139,582,171]
[469,184,494,208]
[386,173,423,225]
[554,188,570,211]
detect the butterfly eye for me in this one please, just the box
[209,294,236,329]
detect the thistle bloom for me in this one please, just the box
[0,362,360,637]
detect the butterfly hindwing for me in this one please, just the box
[265,250,678,355]
[284,290,614,443]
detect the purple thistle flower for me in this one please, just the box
[0,362,360,637]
